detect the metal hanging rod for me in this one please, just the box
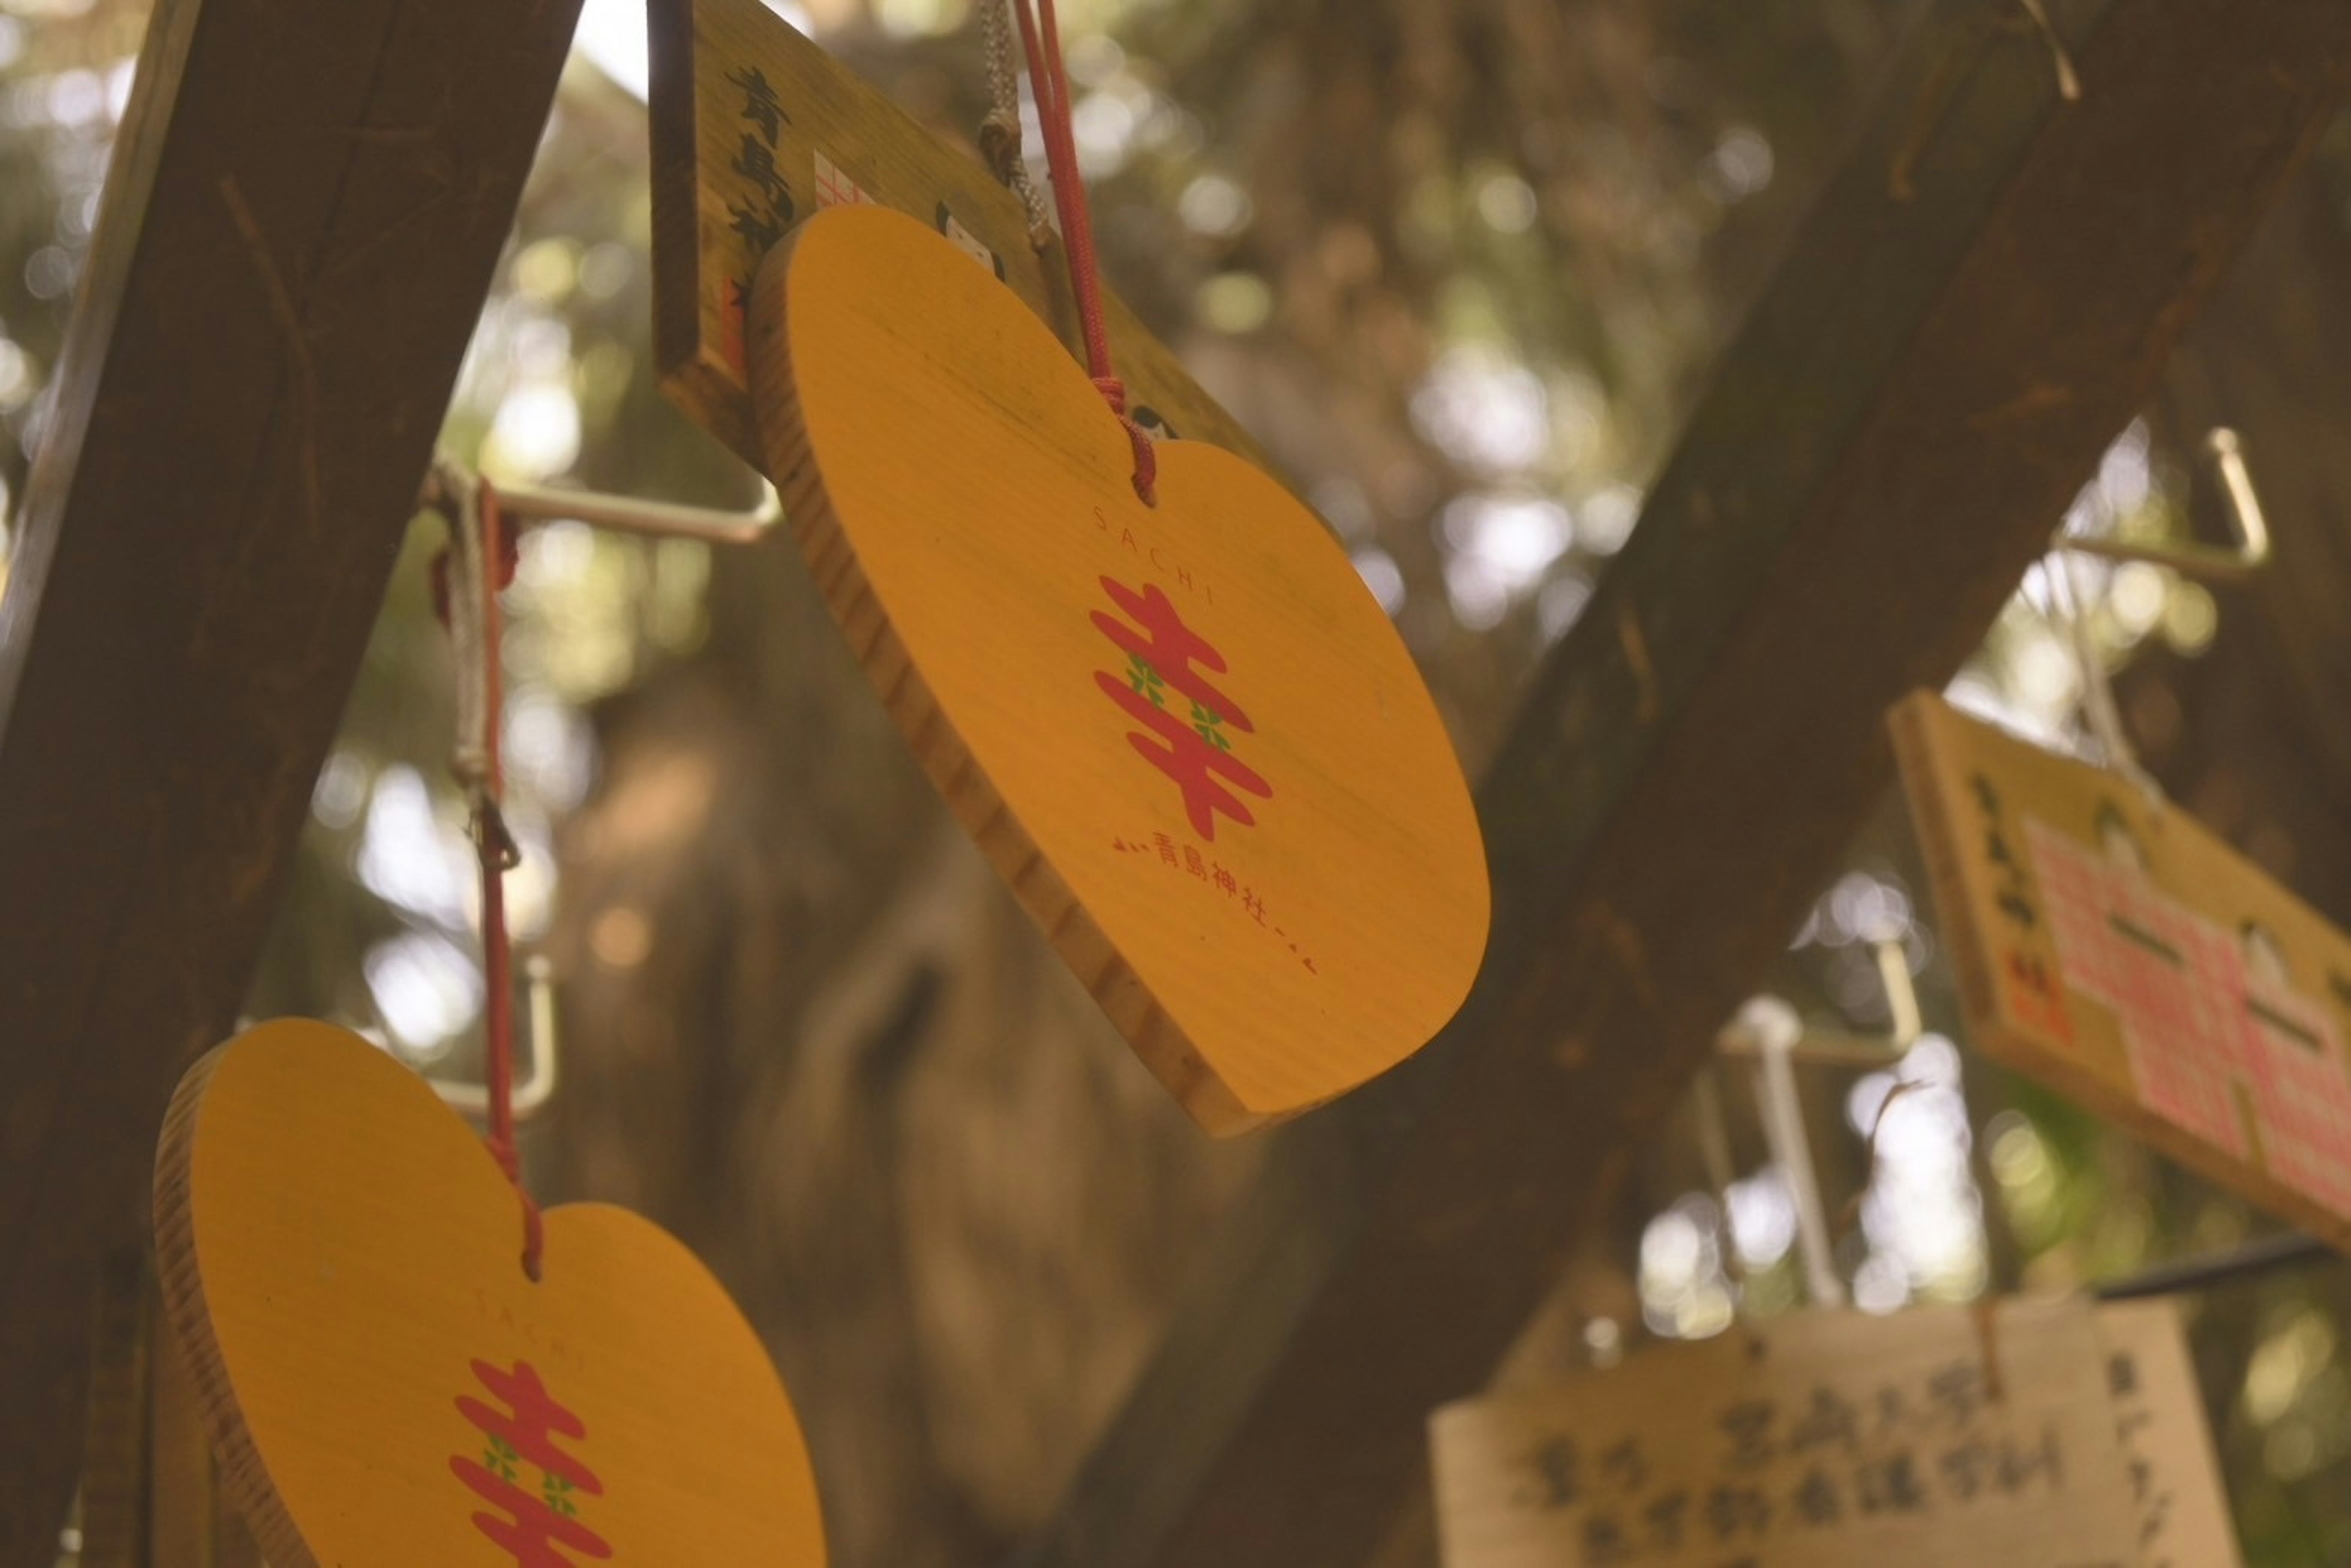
[1714,936,1923,1070]
[492,476,782,546]
[2062,426,2271,582]
[432,951,561,1123]
[421,456,782,546]
[2092,1229,2338,1301]
[1711,940,1925,1309]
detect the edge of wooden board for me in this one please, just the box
[746,229,1265,1137]
[150,1044,322,1568]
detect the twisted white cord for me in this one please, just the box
[979,0,1053,246]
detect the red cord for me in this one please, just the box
[438,481,543,1281]
[1011,0,1158,506]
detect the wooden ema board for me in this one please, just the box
[653,0,1488,1132]
[1430,1299,2154,1568]
[748,204,1490,1132]
[1892,690,2351,1250]
[152,1020,827,1567]
[650,0,1262,470]
[2099,1301,2244,1568]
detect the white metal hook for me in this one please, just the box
[421,453,782,547]
[2064,428,2270,581]
[1712,937,1924,1310]
[433,951,561,1123]
[492,476,782,546]
[2049,427,2269,795]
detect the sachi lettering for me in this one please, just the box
[450,1359,612,1566]
[1091,576,1271,839]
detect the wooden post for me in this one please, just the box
[0,1,587,1559]
[1022,3,2351,1566]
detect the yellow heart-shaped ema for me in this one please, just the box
[751,205,1490,1135]
[154,1019,828,1567]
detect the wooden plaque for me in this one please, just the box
[650,0,1263,470]
[748,204,1489,1133]
[1892,690,2351,1250]
[1430,1299,2142,1568]
[2099,1300,2244,1568]
[153,1019,828,1567]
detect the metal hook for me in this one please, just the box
[1715,937,1922,1069]
[2034,424,2264,802]
[2045,535,2165,804]
[433,951,561,1123]
[2063,427,2271,582]
[2012,0,2082,102]
[1730,997,1848,1308]
[491,476,782,547]
[422,452,782,547]
[1712,936,1925,1309]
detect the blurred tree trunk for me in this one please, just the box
[536,5,1906,1562]
[544,539,1261,1567]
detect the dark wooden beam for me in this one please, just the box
[0,0,584,1557]
[1022,4,2351,1566]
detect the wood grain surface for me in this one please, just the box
[748,204,1488,1133]
[1894,689,2351,1251]
[0,0,588,1555]
[652,0,1264,472]
[152,1021,828,1567]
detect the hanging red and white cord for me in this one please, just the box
[1004,0,1159,506]
[432,459,544,1281]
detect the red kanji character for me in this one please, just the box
[1242,888,1268,925]
[450,1360,611,1566]
[1184,846,1208,879]
[1092,577,1271,840]
[1212,863,1238,896]
[1154,832,1178,866]
[2003,948,2073,1042]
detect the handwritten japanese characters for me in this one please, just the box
[1431,1300,2140,1568]
[2099,1302,2244,1568]
[1893,690,2351,1248]
[153,1020,828,1565]
[653,0,1268,469]
[717,66,797,377]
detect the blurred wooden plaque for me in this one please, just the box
[650,0,1255,470]
[2099,1300,2244,1568]
[1431,1299,2141,1568]
[1892,690,2351,1250]
[749,206,1490,1133]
